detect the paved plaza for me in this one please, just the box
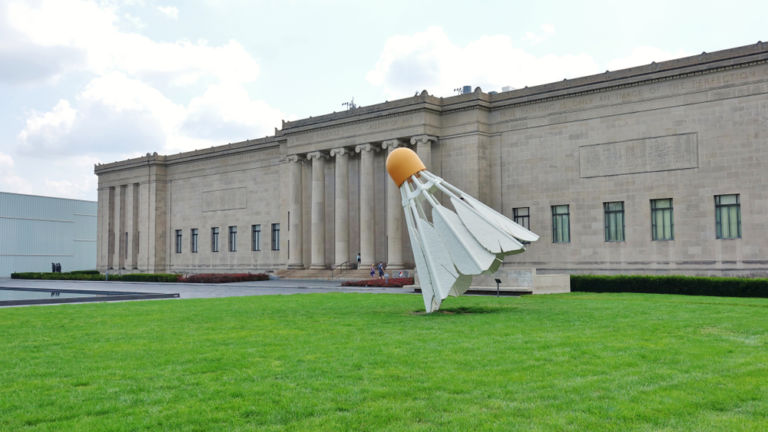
[0,277,412,306]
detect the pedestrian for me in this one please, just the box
[370,264,376,279]
[377,262,384,279]
[356,252,361,269]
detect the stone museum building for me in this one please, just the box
[95,42,768,277]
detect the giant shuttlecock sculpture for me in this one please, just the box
[386,147,539,313]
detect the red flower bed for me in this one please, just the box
[341,277,414,288]
[179,273,269,283]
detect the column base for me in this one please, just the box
[286,264,305,270]
[385,263,406,270]
[309,264,328,270]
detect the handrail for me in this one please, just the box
[331,261,351,279]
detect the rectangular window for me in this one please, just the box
[604,201,625,242]
[228,226,237,252]
[651,199,674,241]
[551,205,570,243]
[513,207,530,229]
[252,224,261,251]
[175,229,182,253]
[191,228,198,253]
[271,223,280,250]
[715,194,741,239]
[513,207,530,244]
[211,227,220,252]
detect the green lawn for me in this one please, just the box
[1,292,767,431]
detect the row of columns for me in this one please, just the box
[286,135,436,269]
[103,182,140,270]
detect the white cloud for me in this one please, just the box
[42,156,100,199]
[3,0,259,86]
[0,153,98,199]
[156,5,178,19]
[17,73,286,158]
[18,100,78,151]
[10,0,285,161]
[606,46,693,71]
[0,152,14,168]
[0,153,35,195]
[122,12,146,30]
[367,27,599,98]
[182,83,286,143]
[522,24,556,44]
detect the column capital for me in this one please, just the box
[285,154,304,163]
[382,139,405,151]
[329,147,349,158]
[306,151,329,161]
[410,135,438,146]
[354,143,378,154]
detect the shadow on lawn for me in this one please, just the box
[411,305,506,315]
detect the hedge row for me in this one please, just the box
[11,272,181,282]
[12,272,105,280]
[113,273,181,282]
[571,274,768,298]
[179,273,269,283]
[341,277,414,288]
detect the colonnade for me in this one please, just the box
[101,182,140,270]
[285,135,436,270]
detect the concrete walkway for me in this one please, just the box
[0,277,414,301]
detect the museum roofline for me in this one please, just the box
[282,41,768,130]
[487,40,768,107]
[94,135,280,174]
[96,41,768,173]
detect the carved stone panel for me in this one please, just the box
[202,187,247,212]
[579,133,698,178]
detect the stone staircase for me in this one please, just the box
[276,267,405,281]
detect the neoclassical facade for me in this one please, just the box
[95,42,768,276]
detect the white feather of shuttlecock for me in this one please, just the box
[400,170,539,313]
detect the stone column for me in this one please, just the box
[355,144,376,266]
[330,148,349,267]
[118,184,127,269]
[382,139,405,269]
[286,155,304,269]
[307,151,328,269]
[410,135,437,169]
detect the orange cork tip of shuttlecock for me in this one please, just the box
[386,147,426,187]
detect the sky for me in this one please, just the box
[0,0,766,201]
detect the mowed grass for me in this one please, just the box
[1,292,767,431]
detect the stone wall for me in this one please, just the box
[95,42,768,276]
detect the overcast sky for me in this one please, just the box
[0,0,765,201]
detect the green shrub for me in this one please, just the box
[116,273,180,282]
[571,274,768,298]
[11,272,42,279]
[69,270,100,275]
[10,272,179,282]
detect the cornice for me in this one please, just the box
[488,41,768,110]
[94,136,280,174]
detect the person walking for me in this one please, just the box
[377,262,384,279]
[370,264,376,279]
[356,252,361,269]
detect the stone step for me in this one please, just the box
[276,267,415,281]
